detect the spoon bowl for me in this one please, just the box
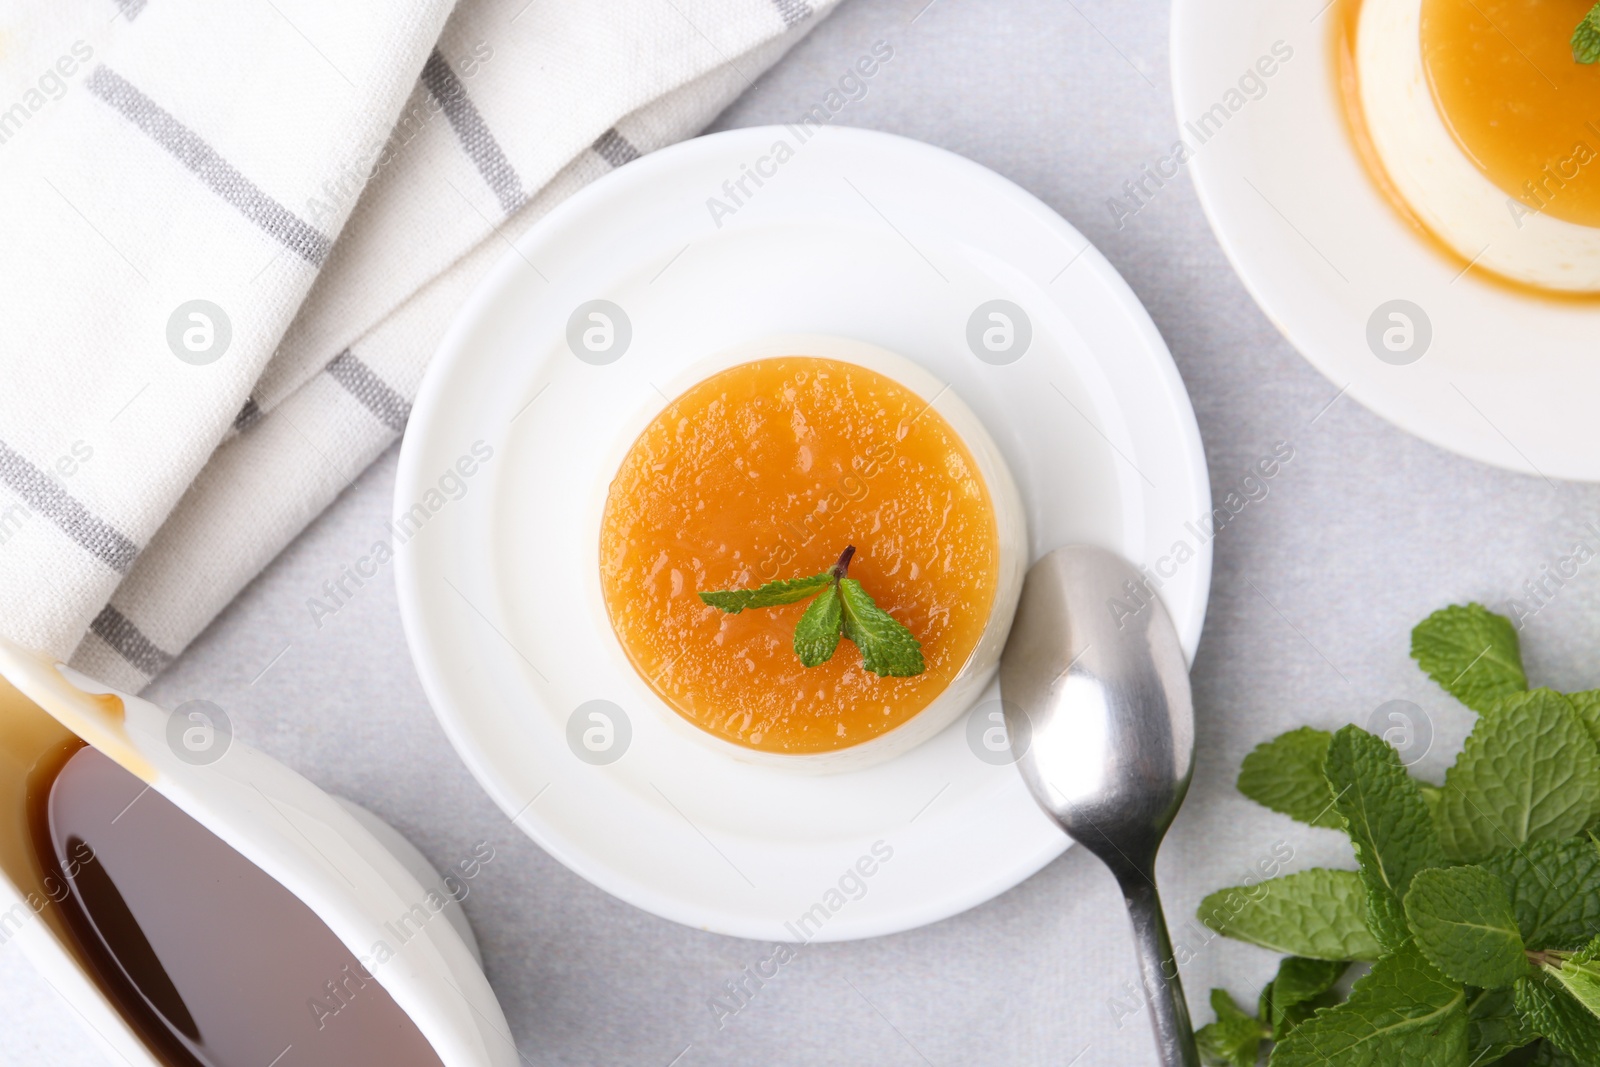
[1000,544,1198,1066]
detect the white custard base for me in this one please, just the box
[604,334,1029,775]
[1358,0,1600,291]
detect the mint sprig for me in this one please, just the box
[1196,602,1600,1065]
[698,546,925,677]
[1575,4,1600,64]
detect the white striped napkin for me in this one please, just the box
[0,0,835,692]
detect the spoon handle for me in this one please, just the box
[1118,874,1200,1067]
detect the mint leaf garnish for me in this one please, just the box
[1195,989,1263,1067]
[1411,603,1527,710]
[698,546,925,677]
[1199,868,1383,961]
[1262,957,1349,1040]
[1325,724,1446,950]
[1269,946,1468,1066]
[698,572,831,613]
[1575,3,1600,64]
[792,582,842,667]
[1516,970,1600,1060]
[837,577,924,677]
[1437,690,1600,863]
[1237,727,1343,829]
[1405,865,1528,987]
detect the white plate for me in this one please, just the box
[394,126,1211,941]
[1172,0,1600,480]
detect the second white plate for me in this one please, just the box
[394,126,1212,940]
[1173,0,1600,480]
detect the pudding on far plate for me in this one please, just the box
[598,341,1026,772]
[1346,0,1600,291]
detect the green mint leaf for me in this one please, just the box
[1438,690,1600,863]
[1268,946,1467,1066]
[1574,3,1600,64]
[792,582,842,667]
[1411,603,1527,710]
[1197,989,1263,1067]
[1516,971,1600,1061]
[1543,939,1600,1026]
[1195,1025,1256,1067]
[1199,868,1383,961]
[1405,865,1529,987]
[1466,986,1538,1064]
[698,548,925,676]
[837,578,924,677]
[1532,1040,1584,1064]
[1417,781,1442,824]
[698,572,832,613]
[1238,727,1343,829]
[1563,689,1600,749]
[1210,986,1259,1029]
[1326,724,1447,950]
[1262,957,1349,1040]
[1484,839,1600,950]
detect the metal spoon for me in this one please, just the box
[999,545,1199,1067]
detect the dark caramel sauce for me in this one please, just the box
[31,744,444,1067]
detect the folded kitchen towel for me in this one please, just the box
[0,0,836,692]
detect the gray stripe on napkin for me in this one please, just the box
[592,128,641,168]
[0,438,138,574]
[325,350,410,433]
[114,0,148,19]
[85,66,332,265]
[89,603,172,676]
[421,49,527,214]
[233,396,263,433]
[771,0,812,26]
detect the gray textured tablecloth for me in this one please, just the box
[9,0,1597,1063]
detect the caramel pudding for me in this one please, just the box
[1344,0,1600,290]
[598,348,1025,761]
